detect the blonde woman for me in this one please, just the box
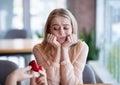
[32,8,89,85]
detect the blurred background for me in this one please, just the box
[0,0,120,85]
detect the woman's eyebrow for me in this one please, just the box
[51,24,59,27]
[51,23,70,27]
[63,24,70,26]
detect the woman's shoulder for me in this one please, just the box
[77,39,88,46]
[34,43,41,48]
[76,39,83,46]
[33,43,44,51]
[75,39,88,50]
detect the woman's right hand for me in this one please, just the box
[47,34,61,48]
[47,34,61,63]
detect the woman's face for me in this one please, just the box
[49,16,72,44]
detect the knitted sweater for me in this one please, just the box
[33,40,89,85]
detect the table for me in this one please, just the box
[0,39,42,55]
[0,39,43,65]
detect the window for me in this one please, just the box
[12,0,23,29]
[30,0,66,38]
[0,0,66,67]
[0,0,66,38]
[96,0,120,84]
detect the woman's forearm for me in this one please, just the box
[53,47,61,63]
[61,47,70,62]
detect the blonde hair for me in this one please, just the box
[42,8,78,45]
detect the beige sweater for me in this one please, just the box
[33,40,89,85]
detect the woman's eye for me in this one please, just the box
[64,27,69,30]
[54,27,59,30]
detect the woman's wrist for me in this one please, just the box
[61,43,70,50]
[61,46,69,53]
[54,44,61,50]
[61,46,70,62]
[54,47,61,63]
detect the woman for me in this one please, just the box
[32,8,89,85]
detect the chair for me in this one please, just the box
[83,64,96,84]
[0,60,21,85]
[4,29,27,39]
[3,29,30,66]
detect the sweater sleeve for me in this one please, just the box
[60,41,89,85]
[33,44,60,85]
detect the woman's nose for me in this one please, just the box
[59,28,65,35]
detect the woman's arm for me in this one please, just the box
[47,34,61,63]
[60,41,89,85]
[33,45,61,85]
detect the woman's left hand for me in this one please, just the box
[62,34,77,48]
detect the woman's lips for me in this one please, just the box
[57,37,67,43]
[60,37,66,40]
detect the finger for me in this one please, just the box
[51,34,55,42]
[47,34,53,43]
[23,66,32,72]
[54,36,57,41]
[72,34,77,43]
[38,70,46,76]
[24,73,34,78]
[50,34,54,40]
[69,35,73,42]
[67,36,71,42]
[47,34,50,42]
[41,67,46,72]
[39,67,46,74]
[30,76,37,85]
[36,77,45,84]
[30,70,35,77]
[24,69,34,78]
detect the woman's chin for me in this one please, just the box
[59,41,65,44]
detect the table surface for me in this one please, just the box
[0,39,42,55]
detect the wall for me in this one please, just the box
[67,0,96,34]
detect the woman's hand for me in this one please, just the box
[30,67,48,85]
[47,34,61,48]
[62,34,77,48]
[47,34,61,63]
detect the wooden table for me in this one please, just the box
[0,39,42,55]
[0,39,43,65]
